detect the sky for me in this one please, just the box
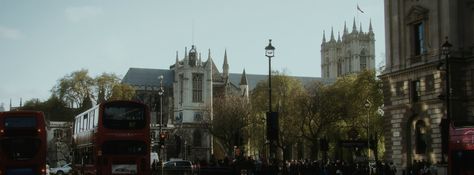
[0,0,385,110]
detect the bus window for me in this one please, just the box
[103,103,145,129]
[90,110,95,129]
[83,114,88,131]
[94,108,99,128]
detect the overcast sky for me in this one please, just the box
[0,0,385,110]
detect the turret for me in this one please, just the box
[352,17,357,33]
[330,27,335,42]
[239,69,249,98]
[343,21,348,36]
[189,45,197,66]
[184,47,188,66]
[322,30,326,43]
[223,49,229,79]
[175,51,179,67]
[369,19,373,33]
[337,32,341,42]
[206,49,213,69]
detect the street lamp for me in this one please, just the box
[365,99,371,174]
[441,38,452,123]
[158,75,164,162]
[265,39,278,160]
[439,38,452,164]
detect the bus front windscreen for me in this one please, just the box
[1,138,40,160]
[4,117,37,128]
[102,140,147,155]
[103,103,146,129]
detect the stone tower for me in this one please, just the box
[321,19,376,78]
[172,45,213,161]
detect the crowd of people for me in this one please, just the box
[195,156,399,175]
[152,156,443,175]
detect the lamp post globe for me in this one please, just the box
[265,39,275,58]
[442,39,452,56]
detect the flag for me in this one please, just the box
[357,4,365,13]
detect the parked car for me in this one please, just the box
[49,163,72,175]
[163,160,194,174]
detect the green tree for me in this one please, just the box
[296,81,345,159]
[301,70,384,161]
[109,83,136,101]
[250,72,306,160]
[52,69,94,109]
[95,73,121,103]
[209,94,251,157]
[52,69,136,109]
[21,95,75,121]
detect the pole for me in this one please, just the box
[365,100,371,175]
[368,107,370,174]
[268,56,276,160]
[159,76,164,162]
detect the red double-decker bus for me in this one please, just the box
[449,120,474,175]
[72,100,151,175]
[0,111,47,175]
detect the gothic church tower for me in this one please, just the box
[172,45,213,161]
[321,19,376,78]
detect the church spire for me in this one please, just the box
[184,47,188,65]
[322,30,326,42]
[240,69,248,85]
[352,17,357,33]
[330,27,335,41]
[337,31,341,42]
[343,21,348,35]
[208,49,211,59]
[369,19,373,33]
[223,49,229,77]
[198,52,202,66]
[175,51,179,66]
[360,22,363,33]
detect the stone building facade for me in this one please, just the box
[380,0,474,172]
[123,46,250,162]
[123,45,326,162]
[321,19,376,78]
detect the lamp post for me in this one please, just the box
[265,39,277,160]
[158,75,164,162]
[365,99,371,174]
[440,38,452,166]
[441,38,452,124]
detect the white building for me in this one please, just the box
[47,121,73,167]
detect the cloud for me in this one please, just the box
[0,26,23,39]
[65,6,103,22]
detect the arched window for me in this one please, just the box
[415,120,427,154]
[193,129,202,147]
